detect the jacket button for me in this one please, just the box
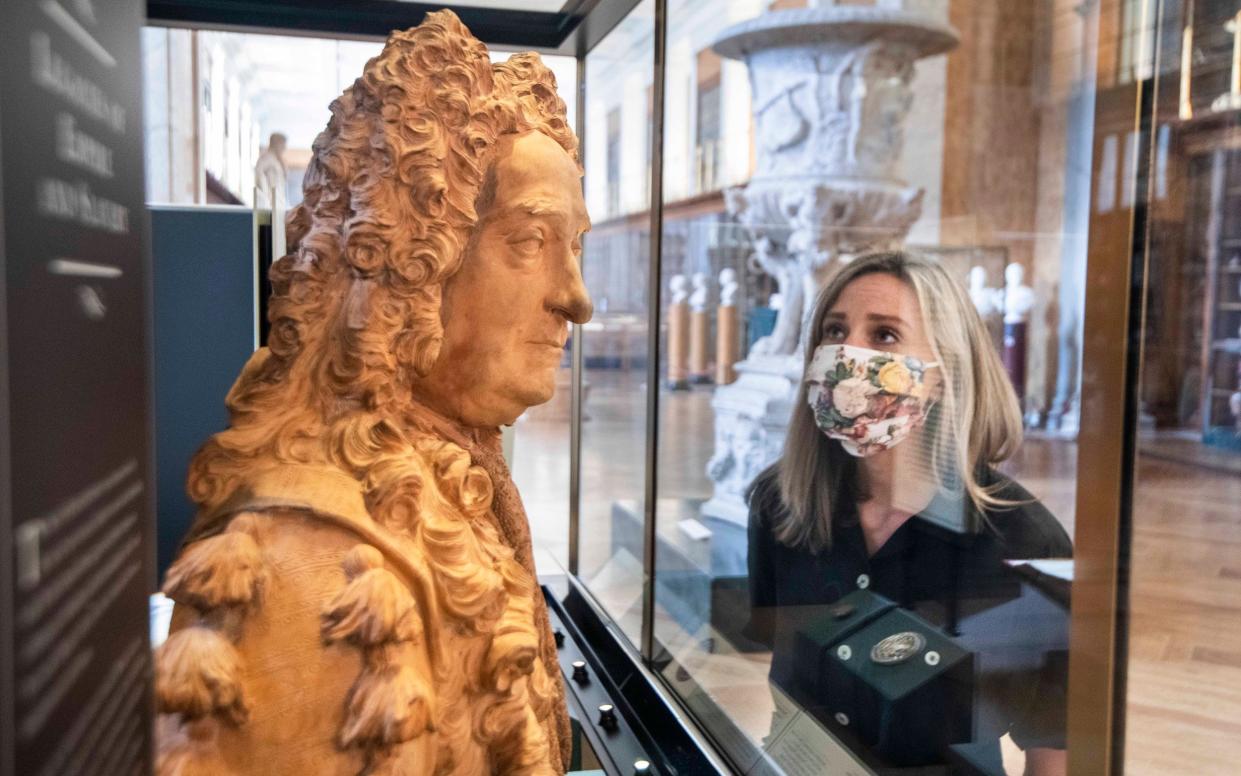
[857,573,870,589]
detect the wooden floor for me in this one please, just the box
[510,372,1241,774]
[1124,450,1241,775]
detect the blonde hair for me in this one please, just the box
[186,11,576,527]
[768,251,1024,553]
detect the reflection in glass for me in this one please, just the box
[641,2,1087,775]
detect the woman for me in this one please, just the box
[747,251,1071,776]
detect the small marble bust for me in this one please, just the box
[690,271,710,312]
[1003,262,1035,324]
[719,267,739,307]
[670,273,689,305]
[967,266,1000,317]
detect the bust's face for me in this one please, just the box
[413,130,592,427]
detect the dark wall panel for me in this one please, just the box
[1,1,152,772]
[150,205,255,578]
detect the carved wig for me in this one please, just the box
[190,11,576,514]
[157,12,576,776]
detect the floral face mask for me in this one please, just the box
[805,343,939,457]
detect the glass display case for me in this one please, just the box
[567,1,1240,774]
[142,1,1241,774]
[576,2,1089,774]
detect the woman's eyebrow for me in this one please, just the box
[866,313,907,327]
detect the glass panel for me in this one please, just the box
[1125,1,1241,772]
[647,1,1094,773]
[576,0,656,643]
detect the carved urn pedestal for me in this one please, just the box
[702,2,957,525]
[703,354,802,524]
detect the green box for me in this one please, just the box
[823,607,974,766]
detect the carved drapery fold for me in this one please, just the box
[155,626,249,725]
[322,544,424,646]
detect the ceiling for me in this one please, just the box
[395,0,572,10]
[146,0,637,52]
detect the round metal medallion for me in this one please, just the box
[869,631,926,665]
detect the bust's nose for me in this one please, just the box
[548,245,593,324]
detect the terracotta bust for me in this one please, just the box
[155,12,591,776]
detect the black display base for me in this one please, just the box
[544,580,727,776]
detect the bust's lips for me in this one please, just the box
[527,339,567,349]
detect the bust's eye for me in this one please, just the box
[508,228,545,258]
[510,237,543,257]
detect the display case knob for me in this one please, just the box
[554,629,565,649]
[571,660,589,684]
[598,703,618,731]
[633,758,652,775]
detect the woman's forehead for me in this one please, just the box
[829,273,919,317]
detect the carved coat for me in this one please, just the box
[155,408,570,776]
